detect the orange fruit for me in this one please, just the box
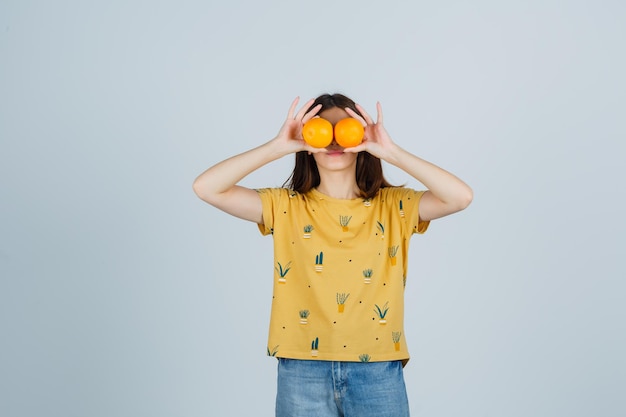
[334,118,364,148]
[302,118,334,148]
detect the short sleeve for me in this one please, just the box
[255,188,285,236]
[392,188,430,235]
[410,190,430,234]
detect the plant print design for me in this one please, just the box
[275,261,292,284]
[336,293,350,313]
[392,332,402,351]
[399,199,405,217]
[267,345,279,357]
[311,337,319,357]
[389,245,399,266]
[314,251,324,272]
[339,215,352,232]
[363,268,373,284]
[299,310,310,325]
[374,302,390,325]
[376,221,385,239]
[359,354,371,363]
[403,274,407,289]
[303,224,314,239]
[363,198,372,207]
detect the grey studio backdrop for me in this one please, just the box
[1,1,624,416]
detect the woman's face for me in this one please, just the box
[312,107,358,172]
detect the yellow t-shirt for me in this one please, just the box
[257,187,429,363]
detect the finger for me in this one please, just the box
[287,97,300,119]
[376,101,384,125]
[295,98,316,121]
[303,144,328,154]
[355,103,375,125]
[344,107,367,126]
[302,104,322,123]
[343,143,366,153]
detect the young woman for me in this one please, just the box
[193,93,472,417]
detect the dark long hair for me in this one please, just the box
[283,93,394,199]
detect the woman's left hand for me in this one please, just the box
[345,102,473,222]
[343,102,399,161]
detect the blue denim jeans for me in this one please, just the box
[275,358,410,417]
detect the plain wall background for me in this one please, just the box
[1,1,624,416]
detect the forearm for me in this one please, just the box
[192,139,287,200]
[385,144,473,209]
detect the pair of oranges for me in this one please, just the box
[302,117,364,148]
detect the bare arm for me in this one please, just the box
[346,102,473,221]
[192,97,323,223]
[379,146,473,221]
[192,141,288,223]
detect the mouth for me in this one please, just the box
[326,147,345,155]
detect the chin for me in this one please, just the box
[314,153,357,172]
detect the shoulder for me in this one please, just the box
[256,187,308,206]
[256,187,299,198]
[256,187,289,196]
[377,187,425,201]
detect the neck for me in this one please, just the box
[316,171,360,199]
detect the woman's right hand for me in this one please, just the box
[193,96,327,224]
[272,97,327,154]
